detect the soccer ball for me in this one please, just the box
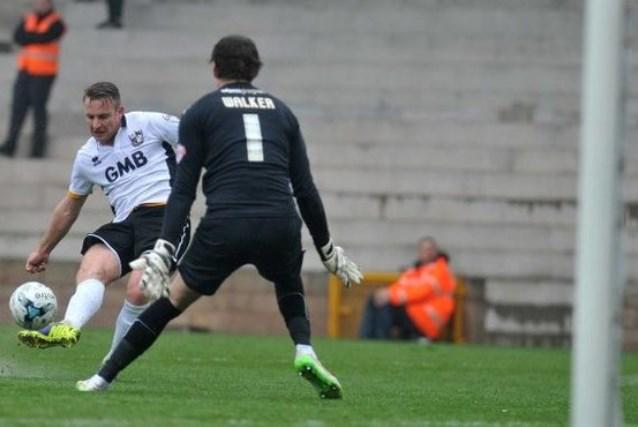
[9,281,58,330]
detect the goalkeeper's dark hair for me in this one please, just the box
[210,35,262,82]
[83,81,121,106]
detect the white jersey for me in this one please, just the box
[68,111,180,223]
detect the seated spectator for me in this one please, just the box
[360,237,456,341]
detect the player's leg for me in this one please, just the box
[106,207,169,358]
[275,276,342,399]
[103,207,191,360]
[275,275,342,399]
[76,272,200,391]
[253,218,308,343]
[103,269,149,362]
[255,217,343,399]
[67,244,120,326]
[77,218,233,391]
[18,222,131,349]
[67,221,133,335]
[17,244,120,348]
[274,275,343,399]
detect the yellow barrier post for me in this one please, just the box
[327,275,342,338]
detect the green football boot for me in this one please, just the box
[17,322,81,349]
[294,354,343,399]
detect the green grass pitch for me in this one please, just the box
[1,325,637,427]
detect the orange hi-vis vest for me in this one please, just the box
[387,256,456,340]
[17,12,63,76]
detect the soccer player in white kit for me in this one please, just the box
[17,82,190,358]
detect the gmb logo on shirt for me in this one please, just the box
[105,151,148,183]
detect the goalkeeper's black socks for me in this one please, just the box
[99,297,181,382]
[276,288,311,345]
[286,316,311,346]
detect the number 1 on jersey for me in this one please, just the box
[243,114,264,162]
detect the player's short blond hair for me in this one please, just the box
[83,81,121,106]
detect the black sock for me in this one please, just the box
[99,297,181,382]
[277,290,311,345]
[286,316,311,346]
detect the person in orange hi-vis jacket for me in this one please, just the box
[360,237,456,341]
[0,0,65,158]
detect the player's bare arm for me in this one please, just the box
[26,193,87,273]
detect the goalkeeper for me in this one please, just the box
[77,35,363,399]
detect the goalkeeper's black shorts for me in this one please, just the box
[178,215,304,295]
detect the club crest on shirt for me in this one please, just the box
[128,130,144,146]
[162,114,179,123]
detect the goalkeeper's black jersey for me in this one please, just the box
[161,82,329,250]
